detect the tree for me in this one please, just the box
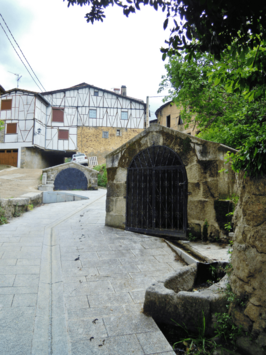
[66,0,266,59]
[159,46,266,177]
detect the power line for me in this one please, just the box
[0,14,46,91]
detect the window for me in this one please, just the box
[58,130,69,140]
[89,109,97,119]
[94,90,99,96]
[1,99,12,111]
[166,115,171,128]
[6,123,17,134]
[116,129,121,136]
[52,108,64,122]
[121,111,128,120]
[102,131,109,138]
[178,115,183,125]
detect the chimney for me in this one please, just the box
[121,85,127,96]
[114,88,120,94]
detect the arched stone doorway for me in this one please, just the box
[54,167,88,190]
[126,145,187,237]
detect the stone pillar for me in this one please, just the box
[230,174,266,350]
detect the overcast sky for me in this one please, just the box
[0,0,173,119]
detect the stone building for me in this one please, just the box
[105,124,237,241]
[0,83,146,168]
[155,101,198,136]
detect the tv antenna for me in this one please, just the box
[8,71,22,88]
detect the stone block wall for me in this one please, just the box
[77,126,143,166]
[230,174,266,346]
[0,193,43,220]
[105,125,237,240]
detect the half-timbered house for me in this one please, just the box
[0,83,146,168]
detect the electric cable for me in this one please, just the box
[0,14,46,91]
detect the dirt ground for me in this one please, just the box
[0,166,42,198]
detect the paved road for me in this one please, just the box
[0,190,184,354]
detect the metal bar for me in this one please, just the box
[147,147,153,167]
[147,169,149,229]
[137,168,139,228]
[152,169,155,229]
[128,166,184,171]
[171,169,173,230]
[131,170,133,227]
[125,226,186,239]
[160,170,162,229]
[141,169,144,229]
[165,169,167,229]
[177,170,179,231]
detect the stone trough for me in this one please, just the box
[143,262,228,335]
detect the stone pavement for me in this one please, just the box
[0,190,185,354]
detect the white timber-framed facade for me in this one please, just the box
[0,83,146,168]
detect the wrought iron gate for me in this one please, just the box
[126,145,187,238]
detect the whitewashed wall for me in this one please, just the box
[0,92,35,144]
[42,87,145,130]
[33,98,48,149]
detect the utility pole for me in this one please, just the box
[8,71,22,87]
[146,96,150,129]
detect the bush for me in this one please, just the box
[93,164,107,187]
[0,207,7,225]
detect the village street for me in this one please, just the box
[0,189,184,355]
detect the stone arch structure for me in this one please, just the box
[105,125,237,241]
[54,167,88,190]
[39,162,99,191]
[126,145,188,237]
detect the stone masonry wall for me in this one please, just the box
[157,103,198,135]
[77,126,143,166]
[230,174,266,347]
[21,147,51,169]
[105,125,237,240]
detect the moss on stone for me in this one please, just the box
[182,136,191,154]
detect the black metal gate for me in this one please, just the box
[126,145,187,238]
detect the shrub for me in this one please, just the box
[0,207,7,225]
[93,164,107,187]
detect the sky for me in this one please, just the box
[0,0,173,119]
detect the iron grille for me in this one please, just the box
[126,145,187,238]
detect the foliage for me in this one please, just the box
[0,207,7,225]
[27,204,34,211]
[93,163,107,187]
[188,233,198,242]
[172,312,217,354]
[66,0,266,61]
[159,45,266,177]
[214,312,242,349]
[0,120,4,131]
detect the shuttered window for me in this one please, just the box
[58,130,69,140]
[52,108,64,122]
[1,99,12,111]
[6,123,17,134]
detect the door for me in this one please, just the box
[126,145,187,238]
[0,149,18,167]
